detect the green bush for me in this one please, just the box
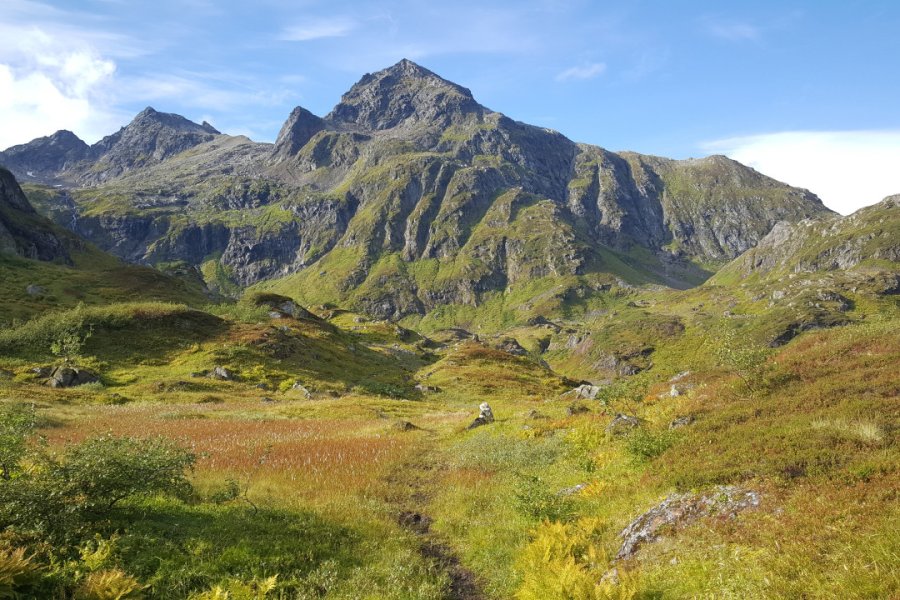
[514,474,574,522]
[0,403,36,480]
[625,428,675,462]
[0,435,195,542]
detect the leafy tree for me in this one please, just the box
[49,302,93,364]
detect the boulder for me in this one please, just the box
[467,402,495,429]
[291,382,312,398]
[617,486,760,559]
[414,383,440,393]
[46,366,99,388]
[567,383,602,400]
[558,483,587,496]
[209,366,236,381]
[394,420,420,432]
[251,293,318,320]
[606,413,641,435]
[25,284,46,297]
[495,337,528,356]
[669,415,695,429]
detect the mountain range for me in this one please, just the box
[1,59,836,322]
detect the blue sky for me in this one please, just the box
[1,0,899,213]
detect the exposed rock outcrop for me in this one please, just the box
[617,486,760,559]
[0,168,70,262]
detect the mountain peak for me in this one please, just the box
[326,59,482,131]
[126,107,220,135]
[273,106,325,159]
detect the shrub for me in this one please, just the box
[514,474,574,522]
[624,429,675,462]
[54,436,196,514]
[711,328,771,395]
[0,403,36,480]
[0,436,195,541]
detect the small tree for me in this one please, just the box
[49,302,93,364]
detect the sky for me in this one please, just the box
[1,0,899,214]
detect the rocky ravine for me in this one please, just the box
[1,60,833,318]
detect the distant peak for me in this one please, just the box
[326,60,481,131]
[125,107,220,134]
[273,105,325,158]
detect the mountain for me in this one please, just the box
[3,60,832,321]
[0,107,220,186]
[0,131,92,184]
[0,168,210,323]
[0,167,70,262]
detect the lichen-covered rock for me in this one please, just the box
[606,413,641,435]
[467,402,495,429]
[210,366,236,381]
[617,486,760,559]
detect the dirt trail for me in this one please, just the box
[384,447,485,600]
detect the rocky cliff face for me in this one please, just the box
[3,59,834,318]
[723,194,900,277]
[0,168,70,262]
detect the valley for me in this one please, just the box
[0,60,897,599]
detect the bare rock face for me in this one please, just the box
[0,168,70,262]
[326,59,483,132]
[3,59,837,317]
[84,107,220,183]
[0,130,91,183]
[272,106,325,160]
[617,486,760,559]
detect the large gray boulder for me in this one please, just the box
[46,366,99,388]
[617,486,760,559]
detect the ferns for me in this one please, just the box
[73,569,146,600]
[516,519,636,600]
[0,548,41,599]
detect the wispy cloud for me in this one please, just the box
[703,17,760,42]
[280,17,357,42]
[556,62,607,82]
[703,130,900,214]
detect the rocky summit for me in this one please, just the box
[0,60,836,319]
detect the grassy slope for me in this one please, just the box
[0,199,896,598]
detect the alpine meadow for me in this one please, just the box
[1,3,898,599]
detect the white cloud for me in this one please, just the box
[702,16,760,42]
[0,25,122,148]
[280,17,357,41]
[555,62,607,82]
[703,130,900,215]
